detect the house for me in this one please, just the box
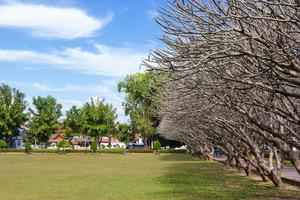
[72,136,91,148]
[11,127,27,149]
[48,133,64,147]
[100,136,119,143]
[100,136,126,148]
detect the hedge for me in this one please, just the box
[1,148,25,153]
[127,149,154,153]
[98,148,126,153]
[0,148,187,154]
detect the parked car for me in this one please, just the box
[127,142,145,149]
[31,144,45,149]
[100,142,126,149]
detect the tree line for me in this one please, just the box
[0,83,123,148]
[143,0,300,187]
[0,71,162,150]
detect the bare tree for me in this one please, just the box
[144,0,300,187]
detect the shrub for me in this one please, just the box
[153,140,161,154]
[97,148,125,154]
[0,140,7,153]
[32,149,57,153]
[25,141,32,154]
[66,149,91,153]
[91,141,97,153]
[57,140,70,154]
[1,148,24,153]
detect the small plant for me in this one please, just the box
[0,140,7,153]
[91,141,97,154]
[57,140,70,154]
[153,140,161,155]
[25,141,32,154]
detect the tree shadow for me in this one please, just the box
[151,155,300,200]
[159,154,200,161]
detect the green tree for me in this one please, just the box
[0,139,7,153]
[118,72,158,148]
[0,84,27,146]
[24,141,32,154]
[29,96,62,148]
[153,140,161,154]
[117,123,131,145]
[90,141,97,153]
[57,139,70,154]
[64,106,82,146]
[81,98,117,147]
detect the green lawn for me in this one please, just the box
[0,153,299,200]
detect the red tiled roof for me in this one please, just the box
[48,134,64,142]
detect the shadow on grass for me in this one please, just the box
[152,155,300,200]
[159,154,200,161]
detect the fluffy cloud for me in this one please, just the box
[0,2,112,39]
[0,44,146,76]
[0,80,111,93]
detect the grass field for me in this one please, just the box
[0,153,299,200]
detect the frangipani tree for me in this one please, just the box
[144,0,300,187]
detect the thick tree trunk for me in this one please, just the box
[268,171,283,187]
[251,144,283,186]
[274,148,283,177]
[203,151,213,161]
[268,147,274,171]
[97,136,101,149]
[226,156,235,167]
[68,137,73,149]
[244,162,252,176]
[108,134,111,149]
[6,135,12,148]
[256,166,268,182]
[234,156,243,171]
[144,137,149,149]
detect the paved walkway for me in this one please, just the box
[214,157,300,184]
[283,166,300,182]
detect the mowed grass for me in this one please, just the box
[0,154,299,200]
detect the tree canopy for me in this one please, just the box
[116,123,131,144]
[64,105,82,140]
[118,72,158,146]
[0,84,27,144]
[81,98,117,144]
[29,96,62,147]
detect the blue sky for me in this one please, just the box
[0,0,166,122]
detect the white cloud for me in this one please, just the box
[33,82,111,93]
[1,80,111,93]
[0,44,146,76]
[0,2,112,39]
